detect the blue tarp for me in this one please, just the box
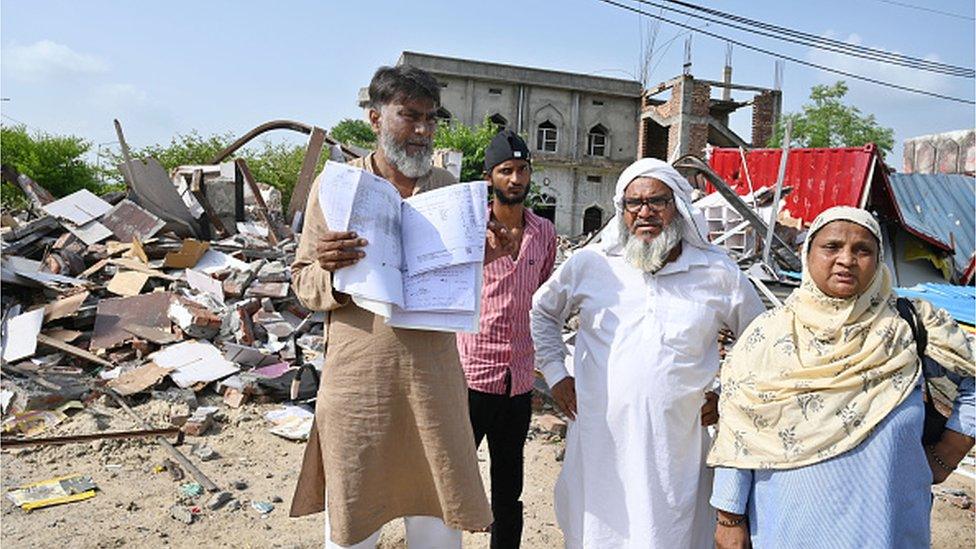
[895,283,975,327]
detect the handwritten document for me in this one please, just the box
[401,183,487,275]
[318,161,486,332]
[319,162,405,308]
[402,263,478,312]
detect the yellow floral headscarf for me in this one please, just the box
[708,206,975,469]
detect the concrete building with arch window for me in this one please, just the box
[359,51,642,236]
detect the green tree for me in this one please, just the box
[330,119,376,149]
[241,140,322,210]
[433,117,545,205]
[433,117,499,182]
[1,124,105,208]
[124,130,236,171]
[113,131,318,210]
[768,81,895,155]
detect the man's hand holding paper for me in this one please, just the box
[316,231,367,272]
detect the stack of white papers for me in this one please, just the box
[319,161,487,332]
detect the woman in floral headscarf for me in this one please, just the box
[707,206,975,549]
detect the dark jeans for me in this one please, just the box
[468,387,532,549]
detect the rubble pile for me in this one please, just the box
[1,148,326,518]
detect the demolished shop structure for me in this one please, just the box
[705,144,976,287]
[0,118,369,517]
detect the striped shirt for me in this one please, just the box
[457,206,557,396]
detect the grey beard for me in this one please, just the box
[621,216,684,273]
[379,131,433,179]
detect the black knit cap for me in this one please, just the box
[484,130,531,173]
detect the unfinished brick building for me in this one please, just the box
[638,74,781,161]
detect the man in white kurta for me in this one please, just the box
[530,158,764,548]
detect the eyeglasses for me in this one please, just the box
[622,196,674,214]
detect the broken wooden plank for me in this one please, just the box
[234,159,280,245]
[0,215,59,243]
[35,333,115,369]
[0,164,55,215]
[288,126,327,221]
[106,271,149,297]
[107,362,172,396]
[162,239,209,269]
[1,363,63,391]
[44,291,89,322]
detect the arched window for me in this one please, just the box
[588,124,608,156]
[533,193,557,222]
[488,113,508,129]
[536,121,557,152]
[583,206,604,234]
[436,107,452,121]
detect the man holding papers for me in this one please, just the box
[290,65,511,548]
[457,131,556,549]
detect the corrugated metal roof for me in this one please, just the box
[887,173,975,280]
[707,145,885,224]
[895,283,975,327]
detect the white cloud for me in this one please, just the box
[86,83,177,143]
[805,32,960,101]
[91,83,149,109]
[2,40,109,82]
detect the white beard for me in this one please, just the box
[378,126,433,179]
[621,216,684,273]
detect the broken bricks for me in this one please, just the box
[183,407,218,437]
[1,124,331,533]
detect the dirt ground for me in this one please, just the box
[1,397,972,548]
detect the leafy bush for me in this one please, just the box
[109,131,317,209]
[433,117,499,182]
[1,124,105,208]
[330,119,376,149]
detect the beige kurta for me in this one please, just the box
[289,153,492,545]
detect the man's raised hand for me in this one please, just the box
[485,220,518,265]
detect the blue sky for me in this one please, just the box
[2,0,973,170]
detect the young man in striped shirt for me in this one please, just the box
[457,130,557,548]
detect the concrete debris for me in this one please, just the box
[191,444,218,461]
[535,414,568,438]
[206,491,233,511]
[934,487,973,510]
[0,137,329,509]
[170,504,194,524]
[184,407,217,437]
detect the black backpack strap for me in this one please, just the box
[895,297,928,358]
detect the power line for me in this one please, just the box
[642,0,973,77]
[656,0,971,76]
[1,113,44,133]
[595,0,976,105]
[869,0,975,21]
